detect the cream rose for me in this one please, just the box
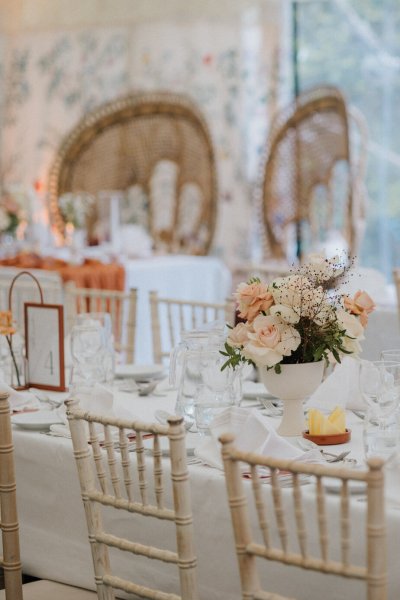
[235,281,274,322]
[269,304,300,324]
[304,253,345,281]
[242,314,301,367]
[336,309,365,357]
[227,322,251,348]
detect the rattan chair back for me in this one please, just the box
[258,86,361,261]
[48,91,217,255]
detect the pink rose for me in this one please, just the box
[235,282,274,323]
[227,323,250,348]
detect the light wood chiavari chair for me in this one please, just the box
[0,391,97,599]
[149,290,235,364]
[64,282,137,363]
[220,433,387,600]
[66,398,199,600]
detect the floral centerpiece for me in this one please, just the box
[0,310,21,387]
[59,192,95,229]
[223,255,374,372]
[222,255,375,435]
[0,189,27,236]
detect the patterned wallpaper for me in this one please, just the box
[0,10,290,261]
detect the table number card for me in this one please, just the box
[24,303,66,391]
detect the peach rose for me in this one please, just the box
[344,290,375,327]
[227,322,251,348]
[243,314,301,367]
[235,282,274,322]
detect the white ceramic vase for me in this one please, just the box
[260,361,325,436]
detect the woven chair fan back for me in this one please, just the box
[259,86,355,260]
[49,92,217,255]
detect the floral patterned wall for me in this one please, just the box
[0,6,291,261]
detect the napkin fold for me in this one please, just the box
[50,383,115,438]
[195,407,322,470]
[307,357,367,411]
[0,381,41,412]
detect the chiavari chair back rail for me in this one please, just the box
[65,283,137,363]
[66,398,199,600]
[149,290,235,364]
[0,392,99,600]
[220,433,387,600]
[0,391,23,600]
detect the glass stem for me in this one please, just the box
[6,335,21,387]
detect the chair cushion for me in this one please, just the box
[0,579,97,599]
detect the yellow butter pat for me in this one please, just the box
[308,406,346,435]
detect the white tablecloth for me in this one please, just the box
[6,389,400,600]
[123,256,232,363]
[361,306,400,360]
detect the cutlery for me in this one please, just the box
[323,450,351,463]
[136,380,158,396]
[259,398,283,417]
[351,409,366,420]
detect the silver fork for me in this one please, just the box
[259,398,283,417]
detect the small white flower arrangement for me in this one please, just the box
[59,192,95,229]
[222,255,375,374]
[0,186,28,235]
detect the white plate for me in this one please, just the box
[11,410,65,430]
[115,364,166,381]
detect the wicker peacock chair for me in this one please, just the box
[48,91,217,255]
[257,86,366,262]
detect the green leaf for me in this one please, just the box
[274,363,282,374]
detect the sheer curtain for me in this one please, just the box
[295,0,400,279]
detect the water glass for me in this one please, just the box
[381,349,400,364]
[193,351,242,435]
[70,322,108,387]
[359,360,400,414]
[363,408,400,462]
[74,313,115,384]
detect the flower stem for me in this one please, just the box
[5,335,21,387]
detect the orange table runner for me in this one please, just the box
[0,254,125,291]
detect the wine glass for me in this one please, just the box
[359,361,400,414]
[380,349,400,364]
[363,408,400,462]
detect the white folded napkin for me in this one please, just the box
[50,383,115,438]
[0,381,41,412]
[195,407,322,470]
[306,357,367,411]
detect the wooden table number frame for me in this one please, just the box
[24,303,66,391]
